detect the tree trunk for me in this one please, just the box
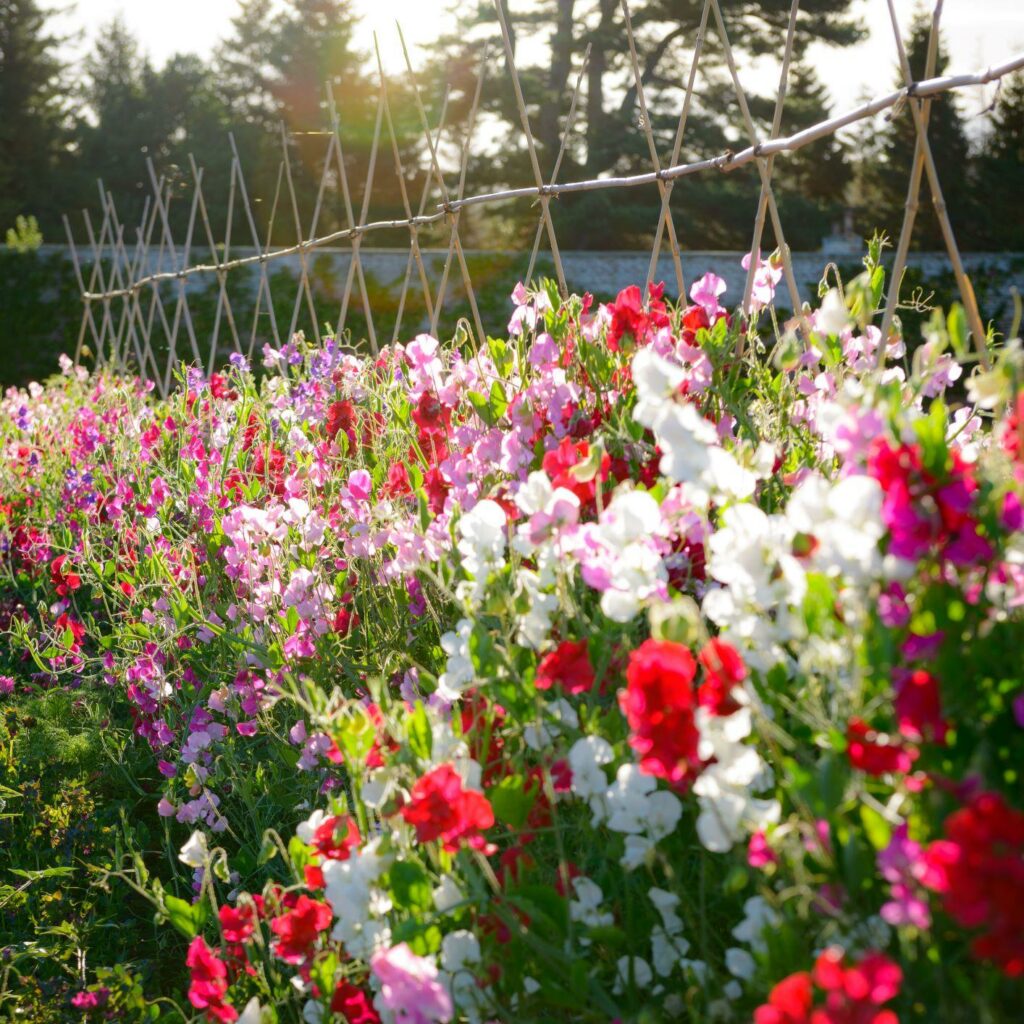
[538,0,576,170]
[585,0,616,174]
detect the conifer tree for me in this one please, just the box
[973,72,1024,250]
[0,0,69,233]
[866,6,974,250]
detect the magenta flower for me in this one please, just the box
[878,824,931,929]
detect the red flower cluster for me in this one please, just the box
[541,438,610,509]
[411,391,451,437]
[219,902,257,945]
[845,718,917,776]
[49,554,81,596]
[326,399,357,445]
[399,763,495,853]
[534,640,595,695]
[270,895,333,964]
[331,979,381,1023]
[606,282,670,351]
[754,948,902,1024]
[920,791,1024,976]
[619,639,702,789]
[186,936,237,1022]
[251,443,287,497]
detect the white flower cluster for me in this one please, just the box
[694,705,780,854]
[567,737,683,870]
[455,500,508,608]
[323,839,392,960]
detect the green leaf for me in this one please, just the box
[859,804,892,852]
[163,894,207,939]
[406,702,432,762]
[488,380,508,422]
[389,860,433,911]
[467,390,495,427]
[489,774,536,830]
[9,866,76,880]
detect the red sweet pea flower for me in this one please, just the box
[893,669,948,745]
[411,391,450,436]
[680,303,711,343]
[697,638,746,715]
[535,640,595,695]
[606,282,670,351]
[331,979,381,1023]
[755,950,902,1024]
[50,554,82,596]
[270,895,333,964]
[423,465,450,515]
[209,374,237,401]
[219,903,257,945]
[619,639,702,789]
[54,612,86,651]
[326,399,357,443]
[754,971,813,1024]
[541,437,610,509]
[312,814,361,861]
[400,763,495,853]
[251,444,286,496]
[186,936,237,1021]
[846,718,917,776]
[383,462,412,498]
[920,792,1024,976]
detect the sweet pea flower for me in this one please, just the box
[370,943,453,1024]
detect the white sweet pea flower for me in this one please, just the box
[786,474,885,583]
[456,500,508,606]
[614,956,654,994]
[178,830,208,867]
[605,764,658,834]
[817,288,850,336]
[568,736,614,814]
[648,888,684,936]
[632,348,687,429]
[620,834,655,871]
[437,619,475,702]
[652,927,692,977]
[442,929,481,972]
[238,998,264,1024]
[725,947,757,980]
[732,896,780,953]
[569,877,614,931]
[523,697,579,750]
[693,709,780,853]
[433,875,464,914]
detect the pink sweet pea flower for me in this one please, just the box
[370,943,453,1024]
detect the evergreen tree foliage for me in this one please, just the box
[774,58,853,249]
[862,6,974,250]
[974,72,1024,250]
[0,0,70,234]
[425,0,866,250]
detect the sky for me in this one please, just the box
[48,0,1024,123]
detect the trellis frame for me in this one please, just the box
[65,0,1023,395]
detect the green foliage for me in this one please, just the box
[5,215,42,253]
